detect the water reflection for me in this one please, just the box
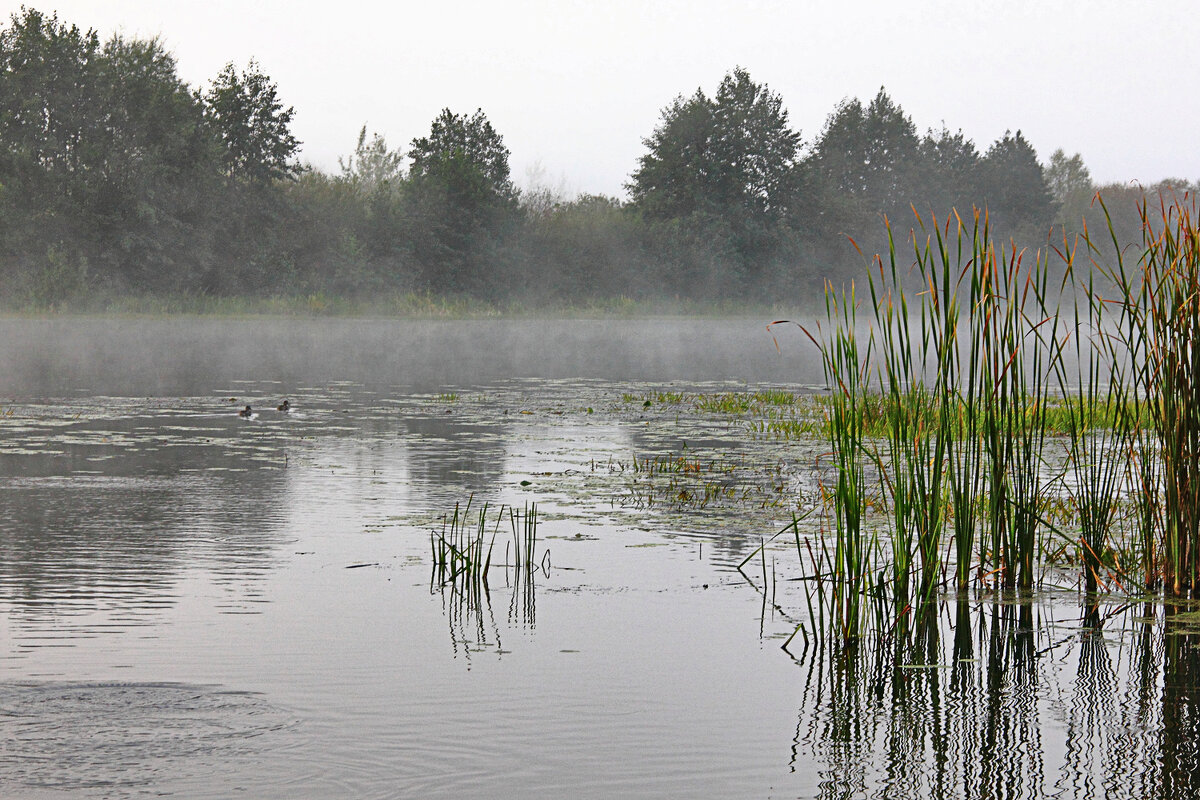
[437,567,540,665]
[1161,605,1200,799]
[404,413,510,499]
[7,377,1200,798]
[794,596,1200,800]
[0,400,294,640]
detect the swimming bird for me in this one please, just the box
[277,399,291,412]
[239,405,254,418]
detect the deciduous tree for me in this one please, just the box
[203,60,301,184]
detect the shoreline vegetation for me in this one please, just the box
[2,8,1194,313]
[788,195,1200,645]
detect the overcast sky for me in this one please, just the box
[8,1,1198,198]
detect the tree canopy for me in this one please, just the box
[203,60,301,183]
[627,68,802,283]
[408,108,513,205]
[1,8,1142,309]
[629,67,800,223]
[978,130,1055,234]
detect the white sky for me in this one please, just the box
[8,0,1198,198]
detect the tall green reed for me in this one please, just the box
[977,239,1063,590]
[868,207,1064,595]
[794,197,1200,641]
[1053,228,1132,594]
[1099,193,1200,595]
[800,281,882,641]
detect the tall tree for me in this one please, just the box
[91,34,217,289]
[978,130,1055,235]
[1045,148,1093,228]
[203,60,301,184]
[0,7,101,264]
[0,10,221,295]
[629,68,799,223]
[405,108,516,294]
[197,60,303,293]
[408,108,513,205]
[628,67,801,286]
[810,88,919,219]
[915,125,982,220]
[626,88,713,221]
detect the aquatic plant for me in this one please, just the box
[786,191,1200,649]
[621,449,800,512]
[1051,228,1133,594]
[430,498,496,595]
[800,280,883,641]
[1099,192,1200,595]
[430,499,543,593]
[791,205,1094,641]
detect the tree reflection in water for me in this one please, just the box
[792,596,1200,800]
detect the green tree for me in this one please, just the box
[802,88,921,273]
[915,125,982,219]
[0,10,222,296]
[408,108,513,205]
[0,7,101,277]
[203,60,301,183]
[1045,148,1093,229]
[196,60,303,294]
[978,130,1056,236]
[91,34,218,290]
[339,124,405,192]
[809,88,919,220]
[629,68,800,223]
[628,67,801,288]
[405,108,516,295]
[626,88,713,221]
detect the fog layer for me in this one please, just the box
[0,317,822,397]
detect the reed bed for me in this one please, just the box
[793,193,1200,644]
[1099,193,1200,594]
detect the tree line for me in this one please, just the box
[0,8,1190,309]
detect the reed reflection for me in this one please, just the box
[430,502,544,662]
[794,596,1197,800]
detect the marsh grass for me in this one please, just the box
[1097,193,1200,595]
[430,499,543,600]
[803,281,883,641]
[620,450,799,511]
[791,197,1200,643]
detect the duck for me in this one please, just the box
[238,405,254,418]
[277,399,291,412]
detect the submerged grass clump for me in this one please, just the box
[431,500,543,650]
[787,193,1200,644]
[617,450,802,512]
[430,499,542,594]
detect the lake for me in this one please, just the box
[0,317,1195,799]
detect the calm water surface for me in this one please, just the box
[0,318,1195,798]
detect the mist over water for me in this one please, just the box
[0,317,823,397]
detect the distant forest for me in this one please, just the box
[0,8,1193,310]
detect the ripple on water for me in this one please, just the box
[0,681,298,796]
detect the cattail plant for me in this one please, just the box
[1100,193,1200,595]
